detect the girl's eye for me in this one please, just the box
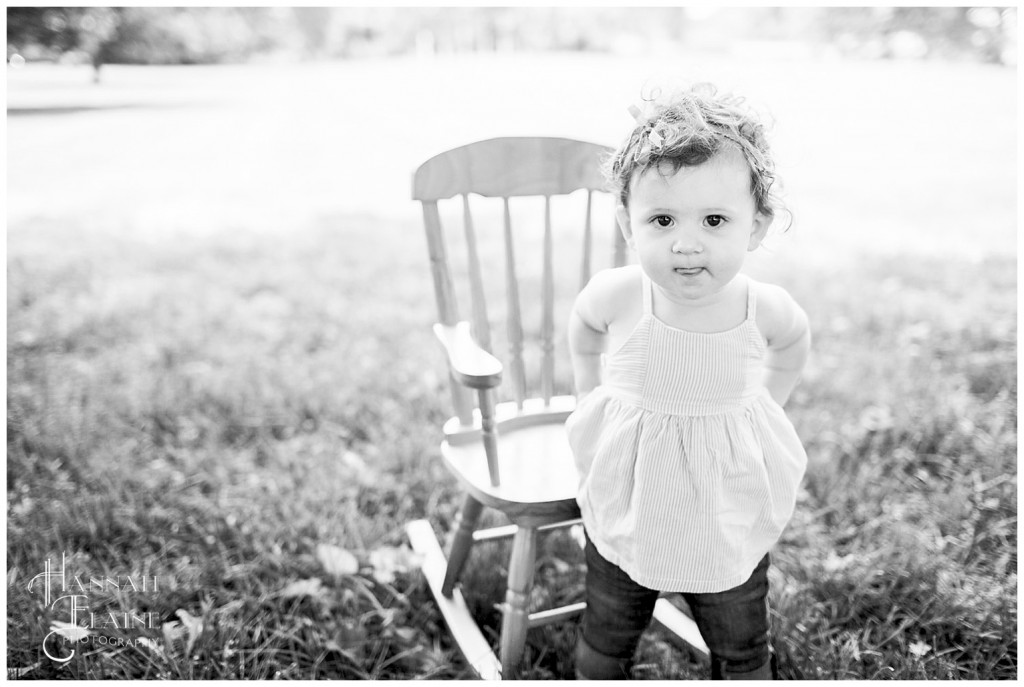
[653,215,673,228]
[705,215,726,228]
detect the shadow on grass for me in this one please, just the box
[7,101,207,117]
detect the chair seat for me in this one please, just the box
[441,404,581,520]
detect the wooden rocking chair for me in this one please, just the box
[405,137,708,679]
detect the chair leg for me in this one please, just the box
[500,525,537,677]
[442,494,484,597]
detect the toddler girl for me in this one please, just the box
[566,84,810,680]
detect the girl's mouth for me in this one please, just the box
[674,267,704,276]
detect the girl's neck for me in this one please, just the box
[650,276,748,333]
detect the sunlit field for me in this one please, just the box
[7,53,1016,679]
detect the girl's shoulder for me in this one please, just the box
[749,277,809,347]
[576,265,643,328]
[584,264,642,295]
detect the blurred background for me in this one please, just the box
[7,6,1018,253]
[6,6,1018,681]
[8,6,1018,67]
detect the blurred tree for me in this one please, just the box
[292,7,332,58]
[6,6,1016,68]
[816,6,1015,64]
[102,8,263,65]
[7,7,121,81]
[6,6,297,75]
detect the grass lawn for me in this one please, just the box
[7,55,1017,679]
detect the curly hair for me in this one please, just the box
[605,83,785,225]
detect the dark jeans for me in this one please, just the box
[577,535,774,679]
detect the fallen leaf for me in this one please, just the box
[317,544,359,577]
[334,619,364,648]
[137,637,164,656]
[392,626,421,644]
[162,620,184,651]
[175,609,204,655]
[822,552,854,573]
[909,640,932,658]
[9,661,42,678]
[391,644,439,673]
[278,578,326,599]
[377,608,397,629]
[368,545,423,584]
[340,451,375,483]
[326,636,363,665]
[49,620,90,642]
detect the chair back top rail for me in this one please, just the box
[413,137,610,201]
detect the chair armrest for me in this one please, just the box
[433,322,503,389]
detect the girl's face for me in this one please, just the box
[617,146,769,306]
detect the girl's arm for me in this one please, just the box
[568,279,611,399]
[758,284,811,407]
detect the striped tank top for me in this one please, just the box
[566,273,807,593]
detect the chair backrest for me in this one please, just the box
[413,137,626,425]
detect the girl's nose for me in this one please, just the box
[672,236,703,254]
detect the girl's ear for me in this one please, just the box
[616,204,635,250]
[747,213,771,251]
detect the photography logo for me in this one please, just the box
[27,553,161,663]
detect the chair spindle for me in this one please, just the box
[612,214,628,268]
[461,194,492,352]
[503,197,527,409]
[580,190,593,291]
[541,195,555,405]
[477,389,500,487]
[422,201,459,325]
[423,201,475,425]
